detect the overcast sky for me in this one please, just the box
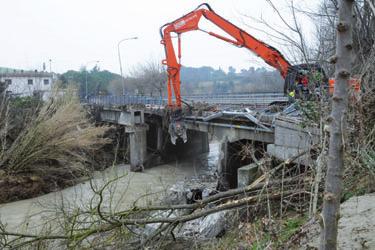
[0,0,320,74]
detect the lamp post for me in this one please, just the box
[85,60,100,99]
[117,36,138,95]
[49,59,52,73]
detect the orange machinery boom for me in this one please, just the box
[160,3,292,109]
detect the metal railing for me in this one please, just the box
[86,92,287,107]
[87,95,166,106]
[183,92,287,105]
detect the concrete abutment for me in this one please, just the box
[218,139,266,190]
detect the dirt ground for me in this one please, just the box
[0,174,45,203]
[288,193,375,249]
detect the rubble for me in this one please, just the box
[177,210,235,239]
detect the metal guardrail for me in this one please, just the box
[183,93,287,105]
[184,92,284,98]
[87,93,287,107]
[87,95,166,106]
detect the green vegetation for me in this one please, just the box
[0,67,18,73]
[181,66,283,95]
[296,100,321,128]
[203,216,306,250]
[279,217,306,243]
[60,66,122,98]
[9,96,42,109]
[58,64,284,98]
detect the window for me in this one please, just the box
[4,79,11,85]
[28,79,33,85]
[43,79,49,85]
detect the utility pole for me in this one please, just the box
[117,37,138,95]
[320,0,354,249]
[49,59,52,73]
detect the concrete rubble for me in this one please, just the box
[177,210,235,239]
[134,169,236,241]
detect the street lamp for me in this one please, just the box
[117,36,138,95]
[85,60,100,99]
[49,59,52,73]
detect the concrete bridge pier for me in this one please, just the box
[99,108,149,171]
[218,139,243,190]
[156,125,164,152]
[144,119,165,165]
[126,124,148,171]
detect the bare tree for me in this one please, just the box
[240,0,316,65]
[320,0,355,249]
[129,60,167,97]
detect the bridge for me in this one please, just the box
[86,92,318,189]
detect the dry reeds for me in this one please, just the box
[0,87,111,174]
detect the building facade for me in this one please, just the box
[0,71,56,98]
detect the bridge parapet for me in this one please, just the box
[88,95,166,107]
[100,108,145,126]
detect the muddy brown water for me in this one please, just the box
[0,143,219,233]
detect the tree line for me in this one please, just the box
[59,64,283,98]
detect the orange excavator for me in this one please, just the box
[160,3,338,143]
[160,3,326,107]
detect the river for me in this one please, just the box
[0,143,219,233]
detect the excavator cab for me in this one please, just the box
[284,64,328,100]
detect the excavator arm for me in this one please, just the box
[160,3,330,144]
[160,3,292,109]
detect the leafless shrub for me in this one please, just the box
[125,59,167,97]
[0,82,10,161]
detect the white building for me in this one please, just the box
[0,71,56,98]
